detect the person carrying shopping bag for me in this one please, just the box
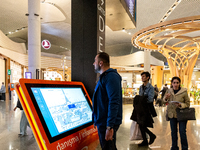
[163,76,190,150]
[130,72,157,147]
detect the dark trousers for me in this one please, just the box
[169,118,188,150]
[139,124,154,142]
[1,93,5,101]
[154,95,158,102]
[9,91,11,100]
[97,125,120,150]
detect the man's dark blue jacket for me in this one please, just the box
[92,68,122,127]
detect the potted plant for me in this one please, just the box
[190,86,200,105]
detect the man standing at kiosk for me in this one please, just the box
[92,52,122,150]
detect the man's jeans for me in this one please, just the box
[169,118,188,150]
[97,125,120,150]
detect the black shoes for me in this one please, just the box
[138,134,156,146]
[138,141,148,146]
[149,134,156,145]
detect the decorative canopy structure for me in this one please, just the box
[132,15,200,89]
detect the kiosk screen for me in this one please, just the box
[26,84,93,143]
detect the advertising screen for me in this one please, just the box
[31,87,93,138]
[122,0,136,22]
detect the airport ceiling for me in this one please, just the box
[1,0,200,62]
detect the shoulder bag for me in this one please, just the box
[176,107,196,121]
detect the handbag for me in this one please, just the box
[176,107,196,121]
[130,121,143,140]
[102,140,116,150]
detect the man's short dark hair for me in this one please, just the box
[141,71,151,80]
[97,52,110,66]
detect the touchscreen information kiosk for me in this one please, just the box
[16,79,99,150]
[10,83,15,91]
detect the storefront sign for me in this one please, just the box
[42,39,51,49]
[25,72,32,79]
[8,69,11,75]
[97,0,105,52]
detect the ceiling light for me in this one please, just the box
[172,4,176,9]
[167,10,171,14]
[163,16,167,20]
[194,19,200,22]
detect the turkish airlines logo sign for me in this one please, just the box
[42,40,51,49]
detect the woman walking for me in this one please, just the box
[163,77,190,150]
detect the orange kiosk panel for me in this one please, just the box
[10,83,15,91]
[15,79,99,150]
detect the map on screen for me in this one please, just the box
[31,87,92,138]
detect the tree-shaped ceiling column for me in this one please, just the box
[132,16,200,89]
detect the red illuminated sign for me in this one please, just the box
[42,40,51,49]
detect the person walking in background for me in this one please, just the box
[0,82,6,101]
[154,84,159,102]
[92,52,122,150]
[8,84,11,100]
[163,77,190,150]
[138,72,157,146]
[160,83,168,100]
[14,99,30,136]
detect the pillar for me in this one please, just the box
[144,50,151,72]
[21,66,24,78]
[28,0,41,79]
[151,66,164,89]
[72,0,105,98]
[5,58,10,93]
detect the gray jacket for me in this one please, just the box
[0,85,6,93]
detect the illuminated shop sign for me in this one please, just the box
[25,72,32,79]
[42,39,51,50]
[97,0,105,52]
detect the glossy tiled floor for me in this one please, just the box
[1,94,200,150]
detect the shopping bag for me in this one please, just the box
[130,121,143,140]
